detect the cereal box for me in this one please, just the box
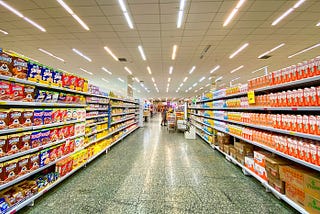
[7,134,20,155]
[11,56,28,79]
[10,83,24,101]
[21,109,33,127]
[8,109,23,129]
[27,62,42,82]
[0,109,9,130]
[0,52,13,77]
[19,132,31,151]
[0,80,11,100]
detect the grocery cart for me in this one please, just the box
[166,113,176,132]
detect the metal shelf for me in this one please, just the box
[85,120,108,127]
[191,122,212,136]
[196,91,248,103]
[213,126,320,172]
[189,106,320,111]
[111,112,135,117]
[0,133,84,163]
[212,145,308,214]
[109,97,138,104]
[191,118,212,128]
[86,114,108,119]
[196,132,212,145]
[0,100,87,107]
[111,105,136,108]
[213,117,320,141]
[110,116,135,125]
[86,108,108,111]
[5,126,140,214]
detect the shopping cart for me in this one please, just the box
[166,113,176,132]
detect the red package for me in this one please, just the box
[317,86,320,106]
[68,125,74,137]
[28,153,40,171]
[297,140,305,160]
[60,109,67,122]
[57,127,65,140]
[309,115,317,135]
[297,63,304,80]
[297,89,304,106]
[290,65,297,81]
[62,73,71,88]
[21,110,33,127]
[76,78,85,91]
[17,156,29,176]
[297,115,303,133]
[12,57,28,79]
[10,83,24,101]
[7,134,20,155]
[302,115,310,134]
[317,116,320,136]
[19,132,31,151]
[69,75,78,90]
[302,61,310,78]
[291,90,298,106]
[50,128,59,142]
[291,115,297,132]
[309,142,317,165]
[8,109,23,129]
[23,85,35,102]
[52,109,61,123]
[0,80,11,100]
[304,141,311,163]
[309,59,317,77]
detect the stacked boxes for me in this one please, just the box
[217,132,231,151]
[253,150,272,180]
[234,140,254,166]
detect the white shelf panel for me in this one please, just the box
[86,114,108,119]
[0,100,87,107]
[0,133,84,163]
[85,120,108,127]
[111,112,135,117]
[196,91,248,103]
[214,126,320,172]
[109,97,138,104]
[110,116,135,125]
[213,117,320,141]
[111,105,136,108]
[86,108,108,111]
[196,132,211,145]
[191,122,213,136]
[189,106,320,111]
[191,118,212,128]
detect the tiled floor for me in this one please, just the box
[21,114,297,214]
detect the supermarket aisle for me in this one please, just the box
[21,115,297,214]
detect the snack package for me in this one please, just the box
[23,85,35,102]
[62,73,71,89]
[10,82,24,101]
[40,66,54,84]
[0,109,9,130]
[30,131,41,148]
[0,52,13,77]
[66,109,73,121]
[27,62,42,82]
[53,70,62,87]
[68,125,75,137]
[28,152,40,171]
[7,134,20,155]
[21,109,33,127]
[0,198,10,213]
[44,91,53,103]
[58,92,66,103]
[12,56,28,79]
[17,155,29,176]
[49,146,58,162]
[49,128,59,142]
[34,89,47,103]
[8,109,23,129]
[52,91,59,103]
[40,129,51,146]
[69,75,78,90]
[51,109,60,123]
[43,109,52,124]
[2,159,18,183]
[76,77,85,91]
[33,109,43,126]
[19,132,31,151]
[60,109,67,122]
[0,80,11,100]
[0,135,7,157]
[65,94,74,103]
[39,149,50,167]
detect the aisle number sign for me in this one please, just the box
[248,90,255,104]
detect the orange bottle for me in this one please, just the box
[302,115,310,134]
[309,115,317,135]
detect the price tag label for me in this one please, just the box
[8,77,15,82]
[0,101,7,105]
[248,90,255,104]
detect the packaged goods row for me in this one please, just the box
[86,96,108,104]
[86,111,108,118]
[86,104,108,111]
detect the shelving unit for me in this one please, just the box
[190,73,320,214]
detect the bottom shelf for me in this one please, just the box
[6,126,139,214]
[196,135,308,214]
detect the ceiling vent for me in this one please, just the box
[259,55,271,59]
[118,58,127,62]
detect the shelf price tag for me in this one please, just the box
[248,90,255,104]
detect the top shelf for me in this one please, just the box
[110,97,139,104]
[196,75,320,103]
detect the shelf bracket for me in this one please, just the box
[242,168,251,176]
[28,201,35,207]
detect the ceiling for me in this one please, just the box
[0,0,319,99]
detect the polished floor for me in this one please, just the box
[21,114,297,214]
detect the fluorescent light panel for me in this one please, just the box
[215,76,223,82]
[172,45,178,60]
[199,76,206,82]
[177,0,186,28]
[38,48,65,62]
[210,65,220,73]
[72,48,92,62]
[169,66,173,74]
[0,1,46,32]
[102,78,109,83]
[57,0,89,31]
[118,0,134,29]
[118,77,124,82]
[102,67,112,75]
[231,77,240,82]
[147,66,152,75]
[317,22,320,27]
[223,0,246,27]
[138,45,146,61]
[252,66,268,74]
[288,43,320,58]
[272,0,305,26]
[183,77,188,82]
[124,67,132,75]
[189,66,196,74]
[258,43,285,59]
[193,82,198,87]
[168,77,171,82]
[104,46,118,61]
[80,68,92,75]
[0,29,8,35]
[152,77,155,82]
[229,43,249,59]
[230,65,244,73]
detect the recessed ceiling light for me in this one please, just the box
[38,48,65,62]
[0,1,46,32]
[193,82,198,87]
[102,67,112,75]
[0,29,8,35]
[230,65,244,73]
[231,77,240,82]
[169,66,173,74]
[215,76,223,82]
[199,87,203,90]
[80,68,93,75]
[317,22,320,27]
[288,43,320,58]
[152,77,155,82]
[118,0,134,29]
[102,78,109,83]
[135,77,139,82]
[185,89,188,93]
[258,43,285,59]
[57,0,90,31]
[183,77,188,82]
[252,66,268,74]
[172,45,178,60]
[168,77,171,82]
[199,76,206,82]
[229,43,249,59]
[272,0,306,26]
[177,0,186,28]
[210,65,220,74]
[205,84,210,87]
[104,46,118,61]
[72,48,92,62]
[124,66,132,75]
[180,83,183,87]
[189,66,196,74]
[223,0,246,27]
[188,87,192,90]
[138,45,146,61]
[147,66,152,74]
[118,77,124,82]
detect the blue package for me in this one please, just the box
[0,198,9,214]
[27,62,42,82]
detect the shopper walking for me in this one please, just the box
[161,106,167,126]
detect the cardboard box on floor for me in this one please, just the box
[234,140,254,157]
[229,147,236,158]
[217,132,231,147]
[265,156,291,180]
[268,175,285,194]
[254,150,272,167]
[223,144,232,155]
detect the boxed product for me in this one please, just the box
[2,159,18,183]
[217,132,231,146]
[53,70,62,87]
[21,109,33,127]
[305,194,320,214]
[245,156,254,172]
[265,156,291,179]
[0,52,13,77]
[253,150,272,167]
[0,136,7,157]
[17,155,29,176]
[27,62,42,82]
[28,152,40,171]
[39,149,50,167]
[33,109,43,126]
[285,182,305,208]
[30,131,41,148]
[40,66,54,84]
[8,109,23,129]
[236,153,245,165]
[234,140,254,156]
[11,56,28,79]
[229,147,237,158]
[0,109,9,130]
[268,174,285,194]
[279,165,308,189]
[7,134,20,155]
[254,163,267,180]
[0,81,11,101]
[223,144,232,155]
[304,173,320,201]
[10,83,24,101]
